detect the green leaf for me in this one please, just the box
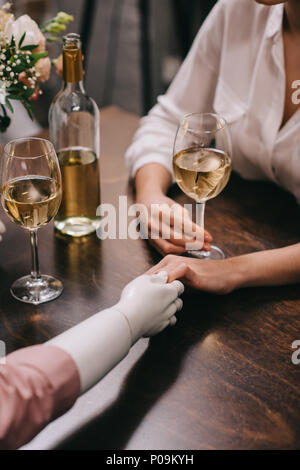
[18,32,26,48]
[24,103,34,120]
[25,87,35,98]
[21,44,39,51]
[5,99,14,114]
[7,94,23,101]
[31,51,48,64]
[46,36,63,43]
[6,86,21,93]
[10,36,15,48]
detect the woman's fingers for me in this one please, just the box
[147,257,169,275]
[181,207,212,242]
[148,237,186,256]
[0,220,5,233]
[204,229,213,242]
[166,264,189,284]
[146,204,212,252]
[149,222,201,249]
[147,256,191,284]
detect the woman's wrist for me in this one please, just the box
[223,256,252,293]
[226,252,267,291]
[136,187,165,205]
[135,164,172,201]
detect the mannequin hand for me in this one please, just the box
[0,219,5,241]
[115,272,184,344]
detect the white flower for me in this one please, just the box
[2,3,12,11]
[0,6,13,34]
[0,80,7,104]
[4,14,41,47]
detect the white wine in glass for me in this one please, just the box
[173,113,232,260]
[0,138,63,304]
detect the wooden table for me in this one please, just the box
[0,106,299,450]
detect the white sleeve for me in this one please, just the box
[125,0,226,181]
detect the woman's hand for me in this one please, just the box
[137,191,212,256]
[115,272,184,342]
[147,255,240,295]
[0,219,5,241]
[54,54,63,76]
[54,54,84,77]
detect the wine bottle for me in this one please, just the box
[49,33,101,237]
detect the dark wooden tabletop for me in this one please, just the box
[0,106,299,450]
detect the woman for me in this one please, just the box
[0,272,184,449]
[126,0,300,293]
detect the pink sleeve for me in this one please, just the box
[0,344,81,450]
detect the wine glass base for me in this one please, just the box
[187,245,225,260]
[10,275,63,305]
[54,217,101,237]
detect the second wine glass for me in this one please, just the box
[173,113,232,260]
[0,138,63,304]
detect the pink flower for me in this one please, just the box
[35,57,51,82]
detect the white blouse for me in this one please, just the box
[125,0,300,203]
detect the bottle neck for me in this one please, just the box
[63,81,85,93]
[62,45,84,91]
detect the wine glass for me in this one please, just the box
[173,113,232,260]
[0,137,63,304]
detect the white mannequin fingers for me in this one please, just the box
[164,302,178,320]
[138,300,177,338]
[162,282,184,304]
[175,298,183,312]
[144,320,170,337]
[170,280,185,295]
[169,316,177,327]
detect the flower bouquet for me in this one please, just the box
[0,2,74,132]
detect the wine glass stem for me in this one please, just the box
[30,229,40,280]
[196,201,206,231]
[196,201,210,254]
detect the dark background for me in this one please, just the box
[12,0,217,124]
